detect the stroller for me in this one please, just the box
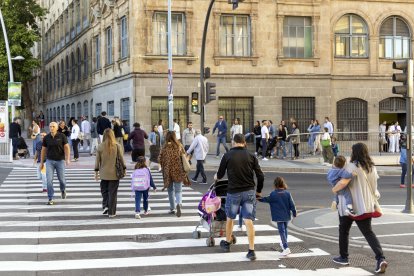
[17,137,30,159]
[192,180,237,247]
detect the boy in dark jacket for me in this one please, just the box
[259,177,296,256]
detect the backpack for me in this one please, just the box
[131,168,150,191]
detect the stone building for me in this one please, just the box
[33,0,414,139]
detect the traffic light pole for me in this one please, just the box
[200,0,215,135]
[403,59,413,214]
[167,0,174,131]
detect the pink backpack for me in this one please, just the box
[204,190,221,214]
[131,168,150,191]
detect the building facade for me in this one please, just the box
[33,0,414,138]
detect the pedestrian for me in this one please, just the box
[97,111,112,143]
[112,118,124,154]
[9,117,22,160]
[187,129,209,184]
[128,123,148,162]
[307,120,315,154]
[67,117,75,148]
[157,119,164,145]
[311,120,322,155]
[70,119,80,162]
[39,111,45,129]
[230,118,243,145]
[33,132,47,193]
[90,117,99,155]
[40,122,70,205]
[94,128,126,218]
[399,138,414,188]
[276,124,287,159]
[324,117,334,136]
[212,115,229,158]
[182,122,195,164]
[331,137,339,157]
[30,119,41,155]
[148,124,161,171]
[81,116,91,151]
[253,120,262,156]
[258,176,297,256]
[332,143,387,273]
[122,120,132,153]
[215,133,264,261]
[131,156,157,219]
[159,131,190,217]
[379,121,387,152]
[268,120,276,139]
[290,122,300,159]
[173,119,181,142]
[321,127,334,164]
[261,120,269,160]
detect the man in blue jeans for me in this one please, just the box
[215,133,264,261]
[40,122,71,205]
[212,115,229,158]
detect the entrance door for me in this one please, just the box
[379,97,406,129]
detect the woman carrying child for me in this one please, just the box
[259,176,297,256]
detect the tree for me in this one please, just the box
[0,0,46,119]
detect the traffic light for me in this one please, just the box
[228,0,244,10]
[392,60,413,97]
[191,92,199,113]
[204,67,211,79]
[205,82,216,103]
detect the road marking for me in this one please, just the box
[0,196,202,203]
[0,191,202,197]
[352,232,414,239]
[306,220,414,230]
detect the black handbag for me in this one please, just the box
[115,145,125,179]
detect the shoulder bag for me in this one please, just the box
[181,148,191,173]
[352,168,382,220]
[115,144,126,179]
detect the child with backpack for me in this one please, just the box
[131,156,157,219]
[258,177,297,256]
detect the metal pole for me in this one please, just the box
[0,8,15,121]
[200,0,215,134]
[167,0,174,131]
[403,59,414,213]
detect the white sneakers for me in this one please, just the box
[281,248,291,256]
[135,213,141,219]
[262,158,269,161]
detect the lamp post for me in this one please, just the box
[167,0,174,131]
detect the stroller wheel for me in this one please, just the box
[206,237,215,247]
[192,230,201,239]
[231,234,237,244]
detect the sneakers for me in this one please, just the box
[102,207,108,215]
[262,158,269,161]
[42,189,47,193]
[281,248,291,256]
[220,240,231,252]
[168,209,176,215]
[143,210,150,215]
[215,155,220,159]
[176,204,182,217]
[135,213,141,219]
[46,200,54,205]
[400,184,406,188]
[199,181,208,185]
[190,178,198,184]
[332,256,349,265]
[108,214,117,218]
[246,249,256,261]
[61,190,67,199]
[375,258,388,273]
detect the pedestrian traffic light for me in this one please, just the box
[191,92,199,113]
[228,0,244,10]
[206,82,216,104]
[392,60,413,97]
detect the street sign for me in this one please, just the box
[8,82,22,106]
[0,101,8,143]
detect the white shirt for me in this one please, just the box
[174,123,181,140]
[70,124,80,140]
[261,125,269,139]
[157,125,163,136]
[323,121,334,135]
[231,124,243,138]
[81,120,91,134]
[187,134,209,161]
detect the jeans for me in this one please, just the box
[192,160,207,183]
[339,215,384,260]
[72,139,80,159]
[32,135,40,155]
[277,221,289,249]
[135,189,149,213]
[225,190,256,220]
[261,138,268,157]
[400,163,414,184]
[11,137,18,158]
[100,179,120,216]
[36,163,47,189]
[216,136,229,156]
[277,140,287,158]
[168,182,183,210]
[46,160,66,200]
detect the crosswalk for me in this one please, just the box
[0,168,373,275]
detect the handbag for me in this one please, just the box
[115,145,126,179]
[379,137,387,145]
[181,152,191,173]
[31,133,38,140]
[321,139,330,147]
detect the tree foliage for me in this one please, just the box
[0,0,46,100]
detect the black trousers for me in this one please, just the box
[293,144,299,157]
[132,148,145,162]
[339,215,384,260]
[11,138,18,157]
[100,180,120,216]
[72,139,80,159]
[255,137,262,153]
[193,160,207,183]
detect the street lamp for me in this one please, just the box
[11,56,25,61]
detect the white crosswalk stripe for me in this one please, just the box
[0,168,372,275]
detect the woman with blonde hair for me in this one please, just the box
[159,131,190,217]
[112,117,124,154]
[95,128,126,218]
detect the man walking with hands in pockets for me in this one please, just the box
[215,133,264,261]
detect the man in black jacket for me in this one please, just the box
[96,111,111,142]
[9,117,21,160]
[215,133,264,261]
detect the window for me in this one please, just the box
[106,27,113,64]
[120,98,130,126]
[83,100,88,119]
[53,67,56,91]
[57,63,60,88]
[71,52,76,82]
[337,98,368,140]
[53,107,56,122]
[77,48,82,80]
[107,100,114,116]
[282,97,315,141]
[61,60,65,86]
[151,97,189,129]
[380,97,406,113]
[66,104,70,121]
[335,14,368,58]
[95,103,102,116]
[57,106,60,121]
[90,99,93,119]
[49,69,52,92]
[153,12,186,55]
[77,102,82,119]
[379,16,410,59]
[95,35,101,70]
[71,103,75,118]
[83,44,88,78]
[120,16,128,59]
[66,56,70,83]
[218,97,254,142]
[219,15,251,56]
[61,105,65,122]
[283,17,313,58]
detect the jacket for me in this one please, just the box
[128,127,148,149]
[90,122,98,139]
[327,167,353,187]
[97,117,111,135]
[159,143,190,188]
[182,128,195,146]
[9,122,21,138]
[290,128,300,144]
[216,147,264,194]
[213,120,228,138]
[149,131,160,146]
[259,189,297,222]
[95,143,126,180]
[113,124,123,138]
[187,134,209,160]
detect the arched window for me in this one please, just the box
[57,106,60,121]
[334,14,368,58]
[83,100,89,119]
[66,56,70,84]
[66,104,70,121]
[90,99,93,119]
[46,109,49,124]
[337,98,368,140]
[45,71,49,93]
[71,52,76,82]
[77,102,82,120]
[379,16,411,59]
[83,43,88,78]
[49,69,52,92]
[57,63,60,89]
[77,47,82,81]
[53,107,56,122]
[53,66,56,92]
[61,105,65,122]
[71,103,76,118]
[61,59,65,86]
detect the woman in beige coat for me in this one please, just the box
[95,128,126,218]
